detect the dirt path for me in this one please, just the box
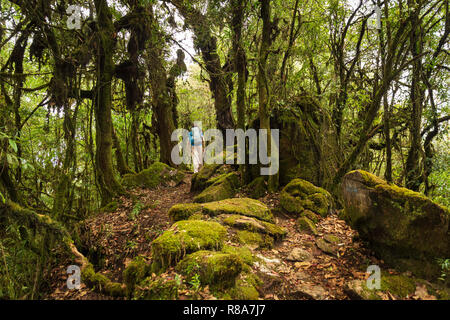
[46,175,194,300]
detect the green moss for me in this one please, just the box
[246,177,267,199]
[221,245,255,267]
[201,198,274,222]
[260,221,287,240]
[134,277,180,300]
[100,201,118,213]
[123,256,151,297]
[190,164,222,192]
[176,250,243,289]
[193,172,240,203]
[280,179,332,217]
[348,170,386,187]
[283,178,330,197]
[188,213,206,220]
[236,230,274,248]
[296,217,318,235]
[221,214,286,240]
[81,263,125,297]
[381,275,416,298]
[150,220,227,272]
[220,273,262,300]
[323,234,342,244]
[122,162,184,189]
[168,203,203,222]
[300,210,320,223]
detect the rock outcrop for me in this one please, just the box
[341,170,450,279]
[280,178,333,217]
[122,162,185,189]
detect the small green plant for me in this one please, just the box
[128,201,143,221]
[437,258,450,281]
[175,274,183,286]
[185,260,201,291]
[189,273,201,291]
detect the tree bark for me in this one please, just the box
[94,0,123,206]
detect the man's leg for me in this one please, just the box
[192,145,200,173]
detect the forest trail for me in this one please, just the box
[45,172,393,300]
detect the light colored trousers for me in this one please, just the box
[192,145,203,173]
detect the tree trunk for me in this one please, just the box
[94,0,123,206]
[258,0,278,191]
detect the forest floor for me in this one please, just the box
[45,173,409,300]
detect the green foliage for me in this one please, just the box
[437,258,450,281]
[429,137,450,207]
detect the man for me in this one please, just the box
[189,122,204,173]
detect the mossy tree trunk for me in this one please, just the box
[258,0,279,191]
[94,0,123,206]
[405,6,424,191]
[146,5,177,167]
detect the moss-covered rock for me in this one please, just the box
[296,217,318,235]
[221,214,286,240]
[134,277,180,300]
[190,164,222,192]
[201,198,274,222]
[193,172,240,203]
[341,170,450,279]
[81,263,126,297]
[236,230,274,248]
[345,274,417,300]
[316,238,338,256]
[220,272,262,300]
[246,177,267,199]
[300,209,320,223]
[168,203,203,222]
[323,234,342,244]
[123,256,151,297]
[167,198,273,225]
[280,178,332,217]
[176,250,243,289]
[150,220,227,272]
[221,245,255,267]
[122,162,185,189]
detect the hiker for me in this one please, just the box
[189,122,204,173]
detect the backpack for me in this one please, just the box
[190,126,202,146]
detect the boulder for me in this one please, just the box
[168,198,274,223]
[286,248,313,262]
[150,220,227,272]
[236,230,274,248]
[176,250,243,289]
[220,214,287,240]
[296,217,318,235]
[341,170,450,279]
[122,162,185,189]
[193,172,240,203]
[202,198,274,222]
[190,164,223,192]
[280,178,332,217]
[316,238,338,256]
[168,203,203,222]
